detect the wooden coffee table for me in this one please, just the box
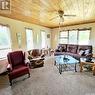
[80,58,95,75]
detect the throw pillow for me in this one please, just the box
[59,46,62,52]
[79,50,85,56]
[68,47,73,53]
[85,49,90,55]
[62,47,66,52]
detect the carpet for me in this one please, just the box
[0,56,95,95]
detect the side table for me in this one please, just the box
[80,58,95,75]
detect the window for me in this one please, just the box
[59,28,91,45]
[69,30,78,44]
[0,25,11,59]
[26,28,34,50]
[41,31,46,48]
[78,29,90,45]
[59,31,68,44]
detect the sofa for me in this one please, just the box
[54,44,92,61]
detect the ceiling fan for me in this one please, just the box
[50,10,76,21]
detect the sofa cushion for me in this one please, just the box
[77,45,92,54]
[58,44,67,52]
[67,44,78,54]
[61,44,67,52]
[66,52,81,60]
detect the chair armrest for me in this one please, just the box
[40,58,44,60]
[7,64,12,72]
[24,59,30,66]
[25,63,30,67]
[41,54,45,58]
[30,57,44,63]
[28,55,33,60]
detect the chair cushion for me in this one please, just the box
[9,65,29,79]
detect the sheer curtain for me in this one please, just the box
[41,31,46,48]
[26,28,34,50]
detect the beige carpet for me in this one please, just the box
[0,56,95,95]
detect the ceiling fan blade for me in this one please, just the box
[50,16,59,21]
[64,14,76,16]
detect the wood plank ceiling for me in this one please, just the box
[0,0,95,28]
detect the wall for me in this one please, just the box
[0,16,51,51]
[51,23,95,53]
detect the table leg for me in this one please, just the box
[92,66,95,76]
[54,61,56,65]
[59,64,62,74]
[61,65,62,73]
[75,63,77,72]
[80,62,83,72]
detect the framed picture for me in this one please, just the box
[47,34,50,38]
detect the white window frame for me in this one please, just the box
[78,29,90,45]
[59,30,68,44]
[59,28,91,45]
[0,24,11,59]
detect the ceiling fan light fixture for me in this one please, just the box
[58,10,64,17]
